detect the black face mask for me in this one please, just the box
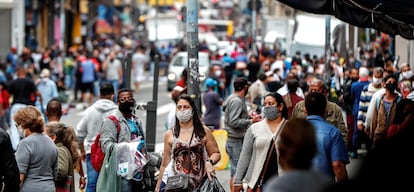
[385,83,397,91]
[119,101,135,114]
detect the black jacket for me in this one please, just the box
[0,128,19,192]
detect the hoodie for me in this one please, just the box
[76,99,118,154]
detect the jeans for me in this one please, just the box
[106,79,119,101]
[226,139,244,177]
[86,154,99,192]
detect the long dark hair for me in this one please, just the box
[265,92,289,119]
[46,122,80,170]
[174,94,206,139]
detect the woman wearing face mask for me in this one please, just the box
[369,75,402,147]
[14,106,58,192]
[233,92,289,192]
[155,94,220,192]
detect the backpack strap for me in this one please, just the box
[108,115,121,142]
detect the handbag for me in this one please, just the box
[165,130,194,192]
[165,173,190,192]
[248,120,287,192]
[97,145,122,192]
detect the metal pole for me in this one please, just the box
[252,0,257,55]
[60,0,65,53]
[145,55,159,153]
[152,55,159,101]
[345,23,349,54]
[354,26,358,60]
[324,15,331,82]
[155,0,159,43]
[125,52,132,89]
[186,0,201,117]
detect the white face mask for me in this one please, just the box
[176,109,193,123]
[402,71,413,79]
[372,77,382,85]
[18,127,26,139]
[214,70,222,77]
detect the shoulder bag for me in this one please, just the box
[165,130,194,192]
[248,120,287,192]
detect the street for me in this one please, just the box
[60,77,363,192]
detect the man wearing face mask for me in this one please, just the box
[35,69,58,114]
[397,63,414,98]
[99,88,147,191]
[205,64,225,98]
[357,67,384,153]
[223,77,261,192]
[368,75,402,146]
[365,73,402,142]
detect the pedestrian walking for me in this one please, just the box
[305,92,349,183]
[202,78,223,130]
[45,122,80,192]
[0,127,19,192]
[14,106,58,192]
[9,66,42,150]
[46,99,86,190]
[77,82,117,192]
[264,118,332,192]
[233,92,288,192]
[155,94,220,192]
[98,88,146,191]
[223,77,261,192]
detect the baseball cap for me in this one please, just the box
[205,78,217,88]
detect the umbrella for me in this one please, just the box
[277,0,414,39]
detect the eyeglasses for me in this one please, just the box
[176,105,191,110]
[119,97,135,103]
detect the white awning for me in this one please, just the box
[0,0,13,9]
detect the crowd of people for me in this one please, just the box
[1,31,413,192]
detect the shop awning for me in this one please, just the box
[277,0,414,39]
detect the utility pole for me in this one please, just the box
[155,0,159,43]
[145,56,159,152]
[252,0,257,56]
[60,0,65,53]
[324,15,331,82]
[186,0,201,117]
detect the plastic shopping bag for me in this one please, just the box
[199,176,225,192]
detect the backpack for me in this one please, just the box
[91,115,121,172]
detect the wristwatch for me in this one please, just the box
[206,159,215,165]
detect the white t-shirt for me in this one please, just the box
[132,52,149,82]
[105,59,122,81]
